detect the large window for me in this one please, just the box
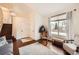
[50,13,68,39]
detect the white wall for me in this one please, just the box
[0,7,12,31]
[29,13,43,40]
[1,7,12,24]
[13,17,30,39]
[13,13,43,40]
[0,8,3,31]
[72,8,79,34]
[34,14,43,40]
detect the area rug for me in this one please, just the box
[19,42,56,55]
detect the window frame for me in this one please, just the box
[49,13,68,40]
[50,19,68,39]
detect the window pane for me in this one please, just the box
[59,20,67,38]
[50,21,58,36]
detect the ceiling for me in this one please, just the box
[25,3,79,16]
[0,3,79,17]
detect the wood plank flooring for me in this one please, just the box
[12,37,67,55]
[12,37,36,55]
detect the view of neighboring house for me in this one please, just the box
[0,3,79,55]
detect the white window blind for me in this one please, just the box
[50,13,67,21]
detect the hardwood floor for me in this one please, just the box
[12,37,36,55]
[38,39,68,55]
[47,42,65,55]
[13,41,19,55]
[12,37,67,55]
